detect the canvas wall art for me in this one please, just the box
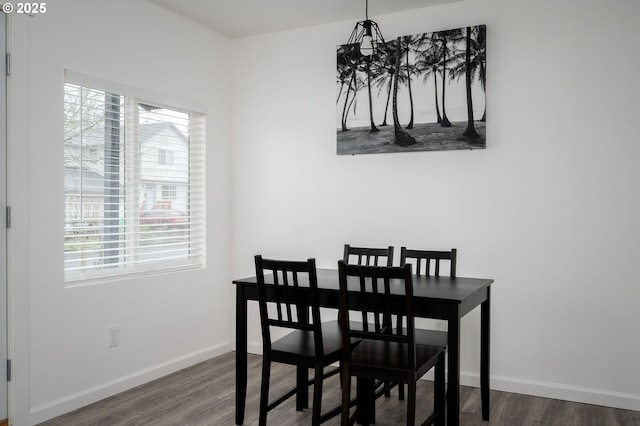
[336,25,486,155]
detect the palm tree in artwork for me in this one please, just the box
[339,42,387,133]
[462,26,480,138]
[371,51,395,127]
[339,44,361,132]
[433,29,464,127]
[336,45,352,106]
[372,67,393,126]
[473,25,487,121]
[449,25,487,122]
[400,35,420,129]
[371,40,401,127]
[341,71,365,132]
[339,71,356,131]
[361,54,382,132]
[415,37,443,124]
[391,37,416,146]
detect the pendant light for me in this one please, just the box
[346,0,386,58]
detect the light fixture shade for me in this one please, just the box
[345,19,387,60]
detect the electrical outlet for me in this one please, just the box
[108,325,120,348]
[435,320,447,332]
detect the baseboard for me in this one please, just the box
[30,342,233,425]
[459,370,640,412]
[240,344,640,413]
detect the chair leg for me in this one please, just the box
[297,365,308,410]
[399,383,405,400]
[407,380,416,426]
[312,365,324,426]
[341,368,351,426]
[434,353,446,426]
[259,356,271,426]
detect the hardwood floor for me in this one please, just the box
[38,352,640,426]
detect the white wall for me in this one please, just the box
[232,0,640,411]
[12,0,234,423]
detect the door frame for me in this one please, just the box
[4,12,31,426]
[0,10,8,423]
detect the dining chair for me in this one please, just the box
[337,261,446,426]
[341,244,395,397]
[397,247,456,399]
[343,244,394,267]
[400,247,457,278]
[254,255,344,426]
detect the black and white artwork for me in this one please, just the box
[336,25,486,155]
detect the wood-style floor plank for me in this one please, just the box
[37,352,640,425]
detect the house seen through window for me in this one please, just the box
[64,75,205,281]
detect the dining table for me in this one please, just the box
[233,268,493,425]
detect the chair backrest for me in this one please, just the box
[343,244,394,267]
[338,260,416,364]
[400,247,457,278]
[254,255,322,353]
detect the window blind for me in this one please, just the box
[64,81,205,282]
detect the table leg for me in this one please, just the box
[296,366,309,410]
[448,308,461,426]
[481,287,491,420]
[356,378,375,424]
[296,307,310,410]
[235,285,247,425]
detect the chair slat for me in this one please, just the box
[274,271,284,322]
[283,270,293,322]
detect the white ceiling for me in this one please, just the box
[148,0,460,38]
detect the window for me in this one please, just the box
[158,149,174,165]
[161,185,177,200]
[64,73,205,282]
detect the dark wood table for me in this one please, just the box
[233,269,493,425]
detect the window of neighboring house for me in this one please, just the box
[63,72,206,282]
[158,148,174,165]
[161,185,177,200]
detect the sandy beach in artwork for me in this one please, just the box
[337,121,486,155]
